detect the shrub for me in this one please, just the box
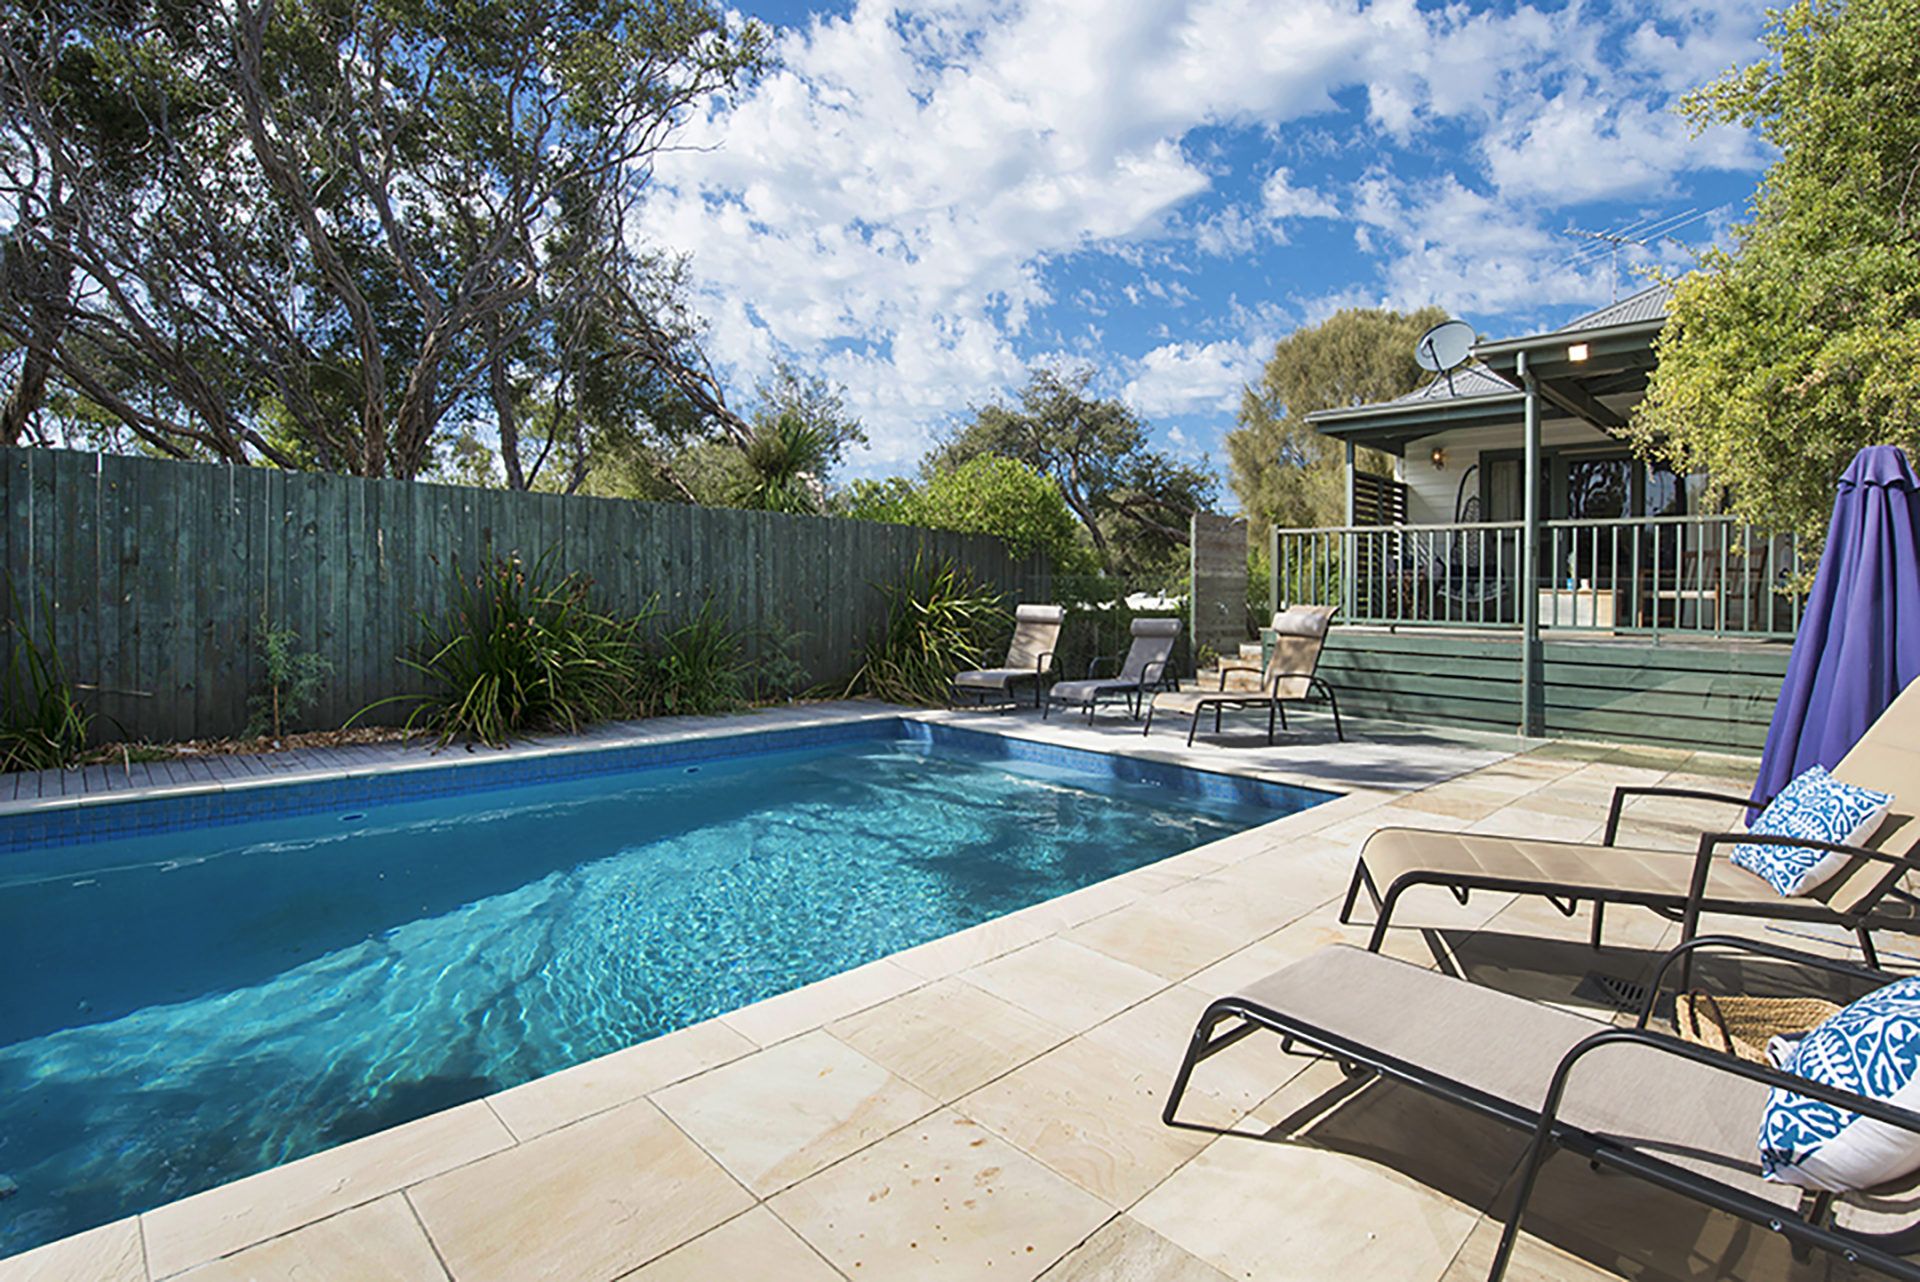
[848,555,1010,706]
[642,600,748,715]
[245,619,333,739]
[1,613,92,772]
[374,551,645,747]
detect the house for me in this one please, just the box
[1281,284,1799,751]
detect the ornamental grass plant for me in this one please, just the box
[848,554,1010,706]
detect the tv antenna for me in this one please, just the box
[1414,319,1476,396]
[1561,209,1704,301]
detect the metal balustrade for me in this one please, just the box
[1271,515,1802,638]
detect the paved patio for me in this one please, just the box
[0,702,1887,1282]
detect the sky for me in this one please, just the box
[634,0,1775,483]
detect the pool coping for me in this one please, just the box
[0,702,1477,1277]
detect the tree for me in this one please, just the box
[841,457,1091,568]
[934,366,1215,578]
[1227,306,1446,533]
[1629,0,1920,545]
[0,0,768,474]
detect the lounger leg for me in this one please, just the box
[1366,882,1406,953]
[1267,701,1276,744]
[1142,706,1155,737]
[1277,701,1288,731]
[1589,902,1606,950]
[1488,1121,1558,1281]
[1213,705,1222,734]
[1326,686,1344,741]
[1187,710,1200,747]
[1857,927,1881,969]
[1163,1004,1265,1127]
[1042,694,1052,720]
[1339,860,1381,924]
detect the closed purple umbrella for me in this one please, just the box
[1754,445,1920,807]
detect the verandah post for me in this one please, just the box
[1519,351,1542,737]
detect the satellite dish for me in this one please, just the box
[1415,319,1476,373]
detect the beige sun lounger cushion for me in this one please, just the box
[1357,674,1920,921]
[1246,947,1793,1209]
[1223,946,1920,1237]
[954,603,1065,690]
[1049,616,1180,704]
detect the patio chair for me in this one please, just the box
[950,604,1066,710]
[1141,605,1344,745]
[1042,617,1181,722]
[1339,675,1920,966]
[1163,935,1920,1281]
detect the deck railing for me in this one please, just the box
[1272,515,1803,638]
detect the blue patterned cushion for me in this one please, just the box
[1729,766,1891,897]
[1759,978,1920,1190]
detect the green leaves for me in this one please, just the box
[1227,306,1445,534]
[0,611,93,773]
[847,555,1010,707]
[1633,0,1920,545]
[841,457,1091,571]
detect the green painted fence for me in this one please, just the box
[0,447,1049,743]
[1278,628,1789,752]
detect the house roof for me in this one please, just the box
[1557,282,1672,332]
[1304,283,1671,453]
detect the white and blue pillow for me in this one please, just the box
[1759,977,1920,1191]
[1729,765,1891,897]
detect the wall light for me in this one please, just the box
[1567,342,1591,362]
[1430,446,1447,470]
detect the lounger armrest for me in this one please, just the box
[1683,830,1920,927]
[1035,650,1055,677]
[1603,785,1760,846]
[1086,654,1120,679]
[1141,659,1171,689]
[1635,933,1895,1029]
[1537,1026,1920,1161]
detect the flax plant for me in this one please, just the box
[848,555,1011,706]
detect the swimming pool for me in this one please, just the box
[0,718,1329,1256]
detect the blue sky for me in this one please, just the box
[637,0,1773,481]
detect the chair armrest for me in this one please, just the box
[1603,785,1763,846]
[1635,933,1894,1029]
[1086,654,1119,679]
[1684,830,1918,925]
[1141,659,1170,689]
[1035,650,1055,676]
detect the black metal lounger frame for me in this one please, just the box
[1041,656,1175,722]
[1338,783,1920,968]
[1163,934,1920,1281]
[1141,669,1346,745]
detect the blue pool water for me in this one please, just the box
[0,721,1325,1256]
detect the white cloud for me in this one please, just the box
[634,0,1771,474]
[1123,337,1266,417]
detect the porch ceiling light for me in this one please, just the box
[1567,342,1591,361]
[1430,446,1447,470]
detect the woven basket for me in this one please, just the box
[1674,992,1841,1064]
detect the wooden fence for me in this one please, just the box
[0,447,1048,743]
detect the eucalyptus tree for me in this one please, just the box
[1632,0,1920,544]
[0,0,767,474]
[934,366,1216,577]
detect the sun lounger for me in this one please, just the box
[1142,605,1343,745]
[951,603,1066,710]
[1163,936,1920,1280]
[1043,616,1180,721]
[1340,676,1920,965]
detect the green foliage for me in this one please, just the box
[838,457,1092,570]
[933,367,1216,577]
[1049,572,1187,682]
[245,620,332,739]
[383,552,645,747]
[733,412,836,514]
[848,556,1010,706]
[1629,0,1920,545]
[641,600,748,715]
[1227,307,1446,535]
[1,613,93,772]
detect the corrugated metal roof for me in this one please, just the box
[1390,363,1518,404]
[1559,283,1671,332]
